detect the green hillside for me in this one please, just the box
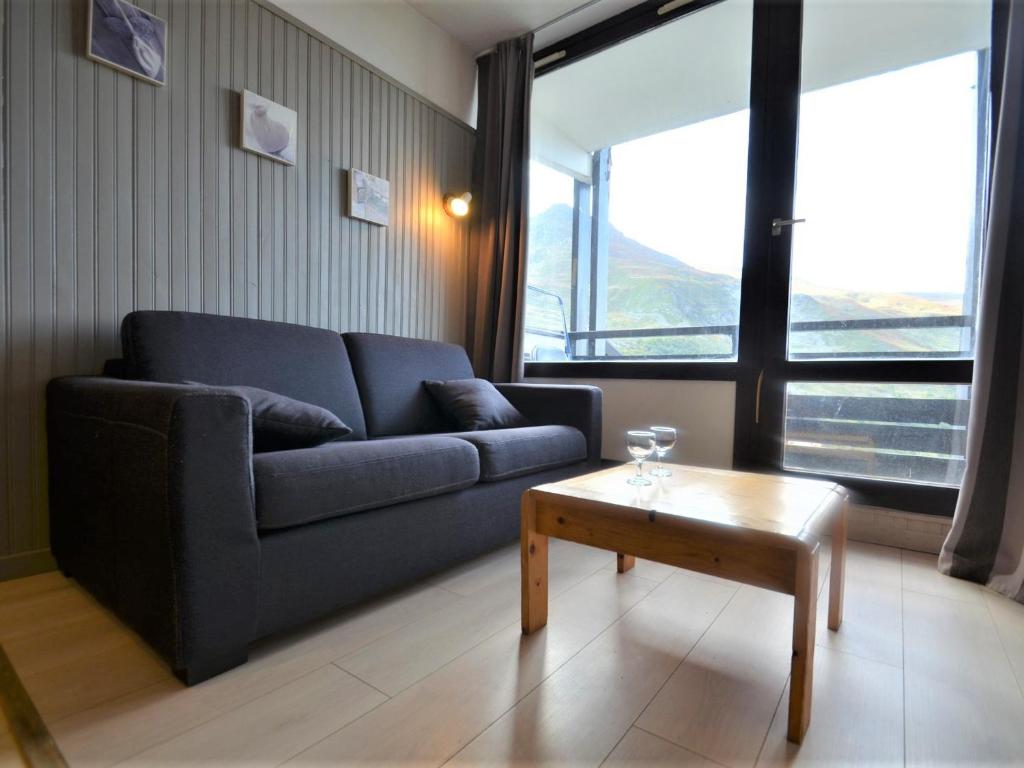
[526,204,967,359]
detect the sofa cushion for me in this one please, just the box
[424,378,529,431]
[447,425,587,481]
[185,383,351,452]
[253,436,480,530]
[122,311,367,440]
[344,332,475,436]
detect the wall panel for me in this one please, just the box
[0,0,475,579]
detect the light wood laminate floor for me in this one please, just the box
[2,538,1024,767]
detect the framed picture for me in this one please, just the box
[240,90,297,166]
[87,0,167,86]
[348,169,390,226]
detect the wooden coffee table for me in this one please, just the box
[520,463,848,744]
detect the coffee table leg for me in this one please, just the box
[521,491,548,634]
[828,499,848,632]
[788,542,819,744]
[617,554,635,573]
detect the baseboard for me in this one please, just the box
[0,549,57,582]
[847,505,951,554]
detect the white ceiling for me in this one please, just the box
[533,0,992,174]
[406,0,636,55]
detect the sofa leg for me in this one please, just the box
[174,646,250,686]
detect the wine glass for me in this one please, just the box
[625,431,656,486]
[649,426,677,477]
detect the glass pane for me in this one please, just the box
[603,109,747,361]
[524,162,575,362]
[789,1,991,361]
[527,0,753,362]
[783,382,970,486]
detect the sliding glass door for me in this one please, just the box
[526,0,995,513]
[734,0,991,511]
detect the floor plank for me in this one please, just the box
[21,635,170,721]
[286,570,657,767]
[602,727,715,768]
[50,582,458,767]
[636,586,794,768]
[336,580,521,696]
[982,589,1024,693]
[337,541,613,695]
[446,572,737,767]
[815,543,903,668]
[0,586,102,643]
[121,665,385,767]
[844,542,902,588]
[0,572,67,604]
[901,550,985,604]
[602,557,678,584]
[0,730,23,768]
[756,646,903,767]
[2,612,140,679]
[903,589,1024,766]
[428,545,522,597]
[432,540,612,598]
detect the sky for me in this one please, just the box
[530,51,983,298]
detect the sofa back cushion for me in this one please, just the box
[343,332,474,436]
[121,311,367,440]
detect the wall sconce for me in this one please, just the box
[444,192,472,218]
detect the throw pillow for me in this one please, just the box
[423,378,529,431]
[185,382,351,452]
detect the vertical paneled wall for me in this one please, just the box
[0,0,475,579]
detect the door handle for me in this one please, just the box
[771,217,806,236]
[754,369,764,424]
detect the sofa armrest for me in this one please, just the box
[495,383,602,465]
[46,376,259,683]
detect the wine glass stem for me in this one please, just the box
[635,459,644,478]
[657,451,663,472]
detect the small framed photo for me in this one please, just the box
[348,169,390,226]
[87,0,167,86]
[240,90,297,166]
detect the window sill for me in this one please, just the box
[524,360,741,381]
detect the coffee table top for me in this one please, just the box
[531,463,847,539]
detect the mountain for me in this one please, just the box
[526,204,966,358]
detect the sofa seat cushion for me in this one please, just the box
[447,425,587,482]
[253,436,480,531]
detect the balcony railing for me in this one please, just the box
[523,307,973,362]
[784,392,969,486]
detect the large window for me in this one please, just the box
[525,0,753,362]
[775,1,990,489]
[525,0,994,512]
[788,52,986,362]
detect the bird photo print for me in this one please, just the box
[240,89,298,166]
[87,0,167,86]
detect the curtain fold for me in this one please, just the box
[939,0,1024,602]
[465,34,534,383]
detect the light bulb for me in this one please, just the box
[444,192,472,218]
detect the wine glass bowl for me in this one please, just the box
[625,431,656,486]
[649,426,677,477]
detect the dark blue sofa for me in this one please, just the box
[46,311,601,684]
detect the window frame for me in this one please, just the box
[525,0,997,516]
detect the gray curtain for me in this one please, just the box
[939,0,1024,602]
[466,34,534,383]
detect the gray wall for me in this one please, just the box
[0,0,476,579]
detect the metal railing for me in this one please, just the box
[523,309,974,362]
[784,393,970,486]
